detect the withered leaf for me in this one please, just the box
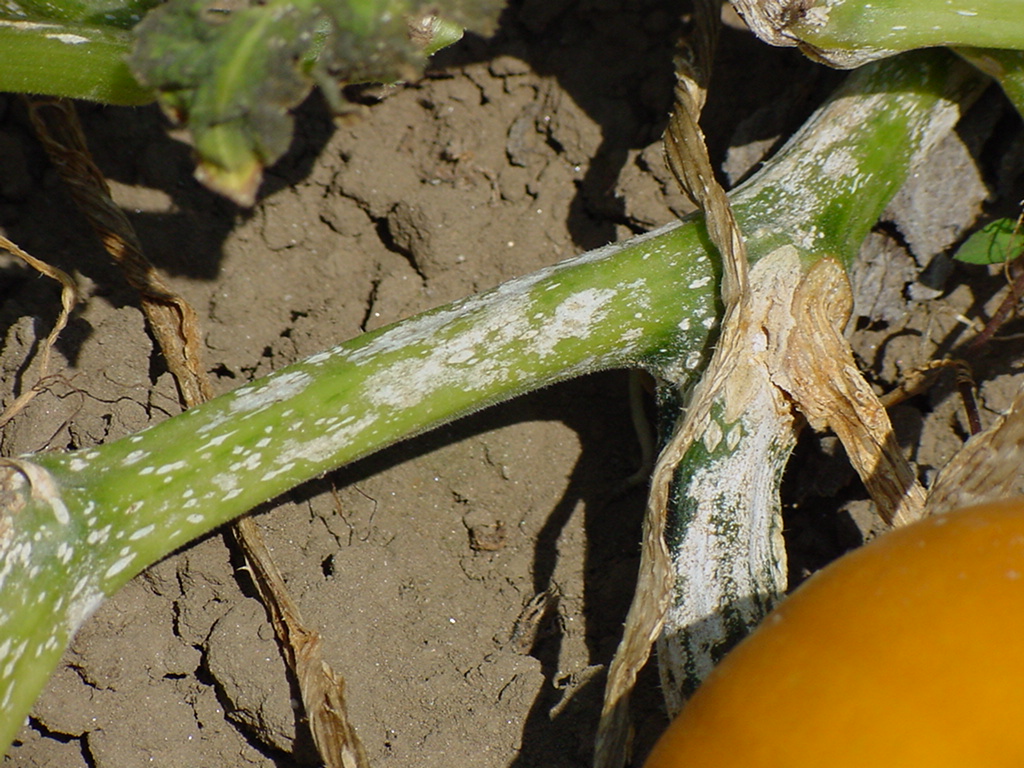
[129,0,504,204]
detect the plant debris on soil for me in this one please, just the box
[2,1,1024,766]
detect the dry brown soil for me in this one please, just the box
[2,1,1024,766]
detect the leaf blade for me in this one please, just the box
[954,217,1024,265]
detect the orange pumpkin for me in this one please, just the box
[644,498,1024,767]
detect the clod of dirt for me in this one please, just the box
[464,508,509,551]
[205,600,301,756]
[883,121,988,281]
[850,230,920,327]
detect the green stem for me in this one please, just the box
[793,0,1024,55]
[0,50,979,752]
[1,0,160,28]
[0,21,152,105]
[956,47,1024,117]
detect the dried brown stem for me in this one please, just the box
[26,97,212,406]
[879,359,981,438]
[233,516,370,768]
[768,259,927,527]
[928,381,1024,514]
[0,236,77,428]
[967,258,1024,354]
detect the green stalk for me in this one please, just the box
[956,47,1024,116]
[732,0,1024,69]
[0,50,978,752]
[793,0,1024,55]
[1,0,160,28]
[0,21,152,104]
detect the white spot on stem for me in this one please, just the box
[129,524,155,541]
[155,460,187,475]
[104,553,136,579]
[45,32,89,43]
[123,450,148,466]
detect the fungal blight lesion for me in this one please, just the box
[530,288,618,358]
[196,370,314,437]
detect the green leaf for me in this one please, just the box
[953,218,1024,265]
[128,0,503,205]
[418,15,464,56]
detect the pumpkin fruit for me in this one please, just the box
[644,498,1024,767]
